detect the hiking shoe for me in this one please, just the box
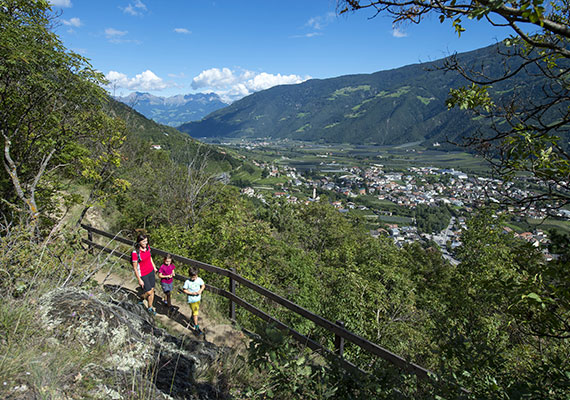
[195,325,202,334]
[148,307,156,315]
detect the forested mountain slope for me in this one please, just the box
[106,96,241,170]
[179,44,546,145]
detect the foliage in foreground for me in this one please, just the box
[0,0,129,234]
[0,225,100,398]
[142,186,569,399]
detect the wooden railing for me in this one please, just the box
[81,224,437,382]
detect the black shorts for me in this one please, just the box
[141,272,155,293]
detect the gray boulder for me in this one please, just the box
[38,287,225,399]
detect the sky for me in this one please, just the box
[50,0,515,103]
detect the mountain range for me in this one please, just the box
[114,92,227,127]
[178,44,546,146]
[106,96,241,171]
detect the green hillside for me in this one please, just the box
[106,97,241,171]
[179,44,546,146]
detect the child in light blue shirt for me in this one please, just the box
[182,267,205,333]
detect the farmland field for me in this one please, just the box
[219,139,490,174]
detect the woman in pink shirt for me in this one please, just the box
[132,234,157,315]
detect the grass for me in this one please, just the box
[327,85,372,100]
[377,86,411,98]
[522,217,570,234]
[230,140,490,175]
[378,215,414,224]
[346,208,373,218]
[295,123,311,133]
[0,241,108,398]
[253,176,289,186]
[416,96,434,105]
[344,110,367,119]
[0,302,39,387]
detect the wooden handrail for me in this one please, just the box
[81,224,230,276]
[81,224,457,387]
[82,237,364,377]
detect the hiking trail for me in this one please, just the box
[94,269,248,350]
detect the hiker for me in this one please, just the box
[158,254,176,311]
[182,266,205,334]
[132,233,158,315]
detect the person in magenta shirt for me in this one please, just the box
[158,254,176,311]
[132,233,157,315]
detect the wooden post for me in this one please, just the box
[229,267,236,322]
[87,229,93,254]
[334,320,345,357]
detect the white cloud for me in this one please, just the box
[192,68,237,89]
[306,12,336,30]
[192,68,310,102]
[105,28,128,38]
[105,70,171,91]
[292,11,335,39]
[174,28,191,34]
[49,0,72,7]
[63,17,81,27]
[246,72,304,92]
[123,0,147,16]
[392,27,408,38]
[168,72,187,78]
[104,28,141,44]
[291,32,322,39]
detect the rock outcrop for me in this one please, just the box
[38,286,225,399]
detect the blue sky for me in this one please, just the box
[51,0,514,102]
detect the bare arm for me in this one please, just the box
[182,284,204,296]
[132,260,144,287]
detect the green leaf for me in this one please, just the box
[522,292,543,303]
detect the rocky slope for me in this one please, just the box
[34,286,228,399]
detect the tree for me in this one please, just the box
[158,144,224,229]
[438,211,570,397]
[338,0,570,211]
[75,110,130,227]
[114,138,224,231]
[0,0,110,232]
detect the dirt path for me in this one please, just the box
[94,268,248,350]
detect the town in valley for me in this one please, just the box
[202,138,570,261]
